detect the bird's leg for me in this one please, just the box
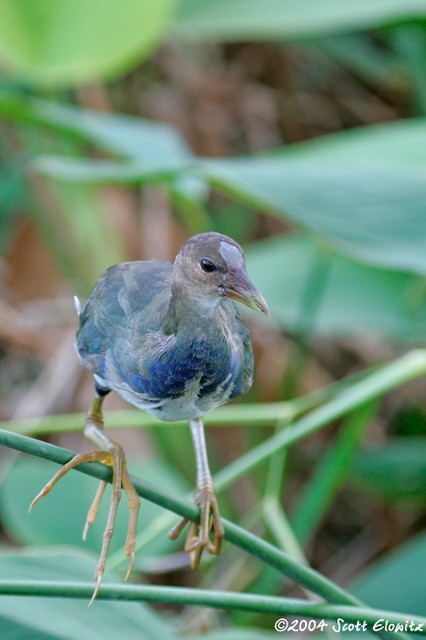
[169,417,224,569]
[29,395,140,603]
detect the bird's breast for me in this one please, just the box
[101,325,246,421]
[82,289,252,422]
[145,331,239,399]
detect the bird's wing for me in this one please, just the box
[76,260,172,377]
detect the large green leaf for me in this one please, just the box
[0,548,175,639]
[6,95,426,279]
[0,0,175,86]
[246,234,426,342]
[206,156,426,276]
[351,531,426,616]
[270,117,426,169]
[350,437,426,502]
[206,118,426,276]
[0,96,192,163]
[173,0,426,41]
[11,96,426,278]
[32,156,190,185]
[207,117,426,276]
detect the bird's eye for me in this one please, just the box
[200,258,217,273]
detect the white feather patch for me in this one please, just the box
[73,295,81,316]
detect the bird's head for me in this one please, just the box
[173,232,269,315]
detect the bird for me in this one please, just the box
[29,231,269,601]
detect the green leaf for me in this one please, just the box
[350,437,426,502]
[0,96,192,162]
[246,234,426,342]
[0,548,175,639]
[0,0,176,86]
[33,156,188,184]
[206,157,426,276]
[0,455,189,558]
[273,116,426,169]
[173,0,426,42]
[8,97,426,279]
[351,531,426,616]
[204,117,426,275]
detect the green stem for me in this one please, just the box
[0,428,340,603]
[214,350,426,491]
[0,365,379,436]
[0,429,410,640]
[1,351,425,639]
[292,400,378,544]
[262,496,307,563]
[0,581,424,633]
[263,243,332,558]
[264,419,290,499]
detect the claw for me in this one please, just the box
[83,480,107,540]
[125,551,135,581]
[168,486,224,569]
[89,574,103,607]
[29,405,141,603]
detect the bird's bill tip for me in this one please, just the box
[225,269,270,316]
[229,288,270,316]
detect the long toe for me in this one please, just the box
[169,487,224,569]
[29,442,141,603]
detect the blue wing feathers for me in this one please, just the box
[76,259,253,416]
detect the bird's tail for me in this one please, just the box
[73,295,82,316]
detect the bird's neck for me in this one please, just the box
[162,283,221,336]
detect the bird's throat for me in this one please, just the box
[162,284,221,336]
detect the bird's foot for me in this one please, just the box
[29,440,140,604]
[168,485,224,569]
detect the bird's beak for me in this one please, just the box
[225,267,270,315]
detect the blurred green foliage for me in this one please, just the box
[0,0,176,85]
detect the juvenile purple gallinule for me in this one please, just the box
[30,232,269,600]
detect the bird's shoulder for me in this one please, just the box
[76,260,172,362]
[82,259,172,323]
